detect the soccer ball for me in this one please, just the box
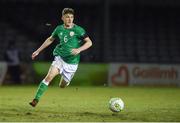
[109,97,124,112]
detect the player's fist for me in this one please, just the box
[32,51,39,60]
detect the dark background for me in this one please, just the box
[1,0,180,63]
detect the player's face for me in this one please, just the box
[62,14,74,28]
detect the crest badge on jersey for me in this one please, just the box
[70,31,75,37]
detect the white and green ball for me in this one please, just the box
[109,97,124,112]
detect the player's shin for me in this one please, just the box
[34,79,48,101]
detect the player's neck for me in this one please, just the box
[64,23,74,29]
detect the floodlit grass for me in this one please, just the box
[0,85,180,122]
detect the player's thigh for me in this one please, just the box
[45,65,59,81]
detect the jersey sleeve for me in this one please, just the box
[78,27,88,40]
[51,26,58,38]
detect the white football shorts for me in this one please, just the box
[51,56,78,83]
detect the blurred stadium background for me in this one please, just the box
[0,0,180,122]
[1,0,180,85]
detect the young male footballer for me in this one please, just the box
[29,8,92,107]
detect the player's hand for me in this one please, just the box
[31,51,39,60]
[71,48,81,55]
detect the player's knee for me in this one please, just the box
[60,83,68,88]
[59,80,69,88]
[59,84,66,88]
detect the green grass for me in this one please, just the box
[0,85,180,122]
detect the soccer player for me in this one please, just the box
[29,8,92,107]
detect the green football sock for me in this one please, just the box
[34,81,48,101]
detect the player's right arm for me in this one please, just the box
[32,36,55,60]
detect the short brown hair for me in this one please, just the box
[62,8,74,16]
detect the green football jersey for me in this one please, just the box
[51,24,87,64]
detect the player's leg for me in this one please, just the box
[59,76,70,88]
[58,61,78,88]
[59,70,76,88]
[29,65,59,107]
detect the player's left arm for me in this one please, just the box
[71,37,92,55]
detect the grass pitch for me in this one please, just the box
[0,85,180,122]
